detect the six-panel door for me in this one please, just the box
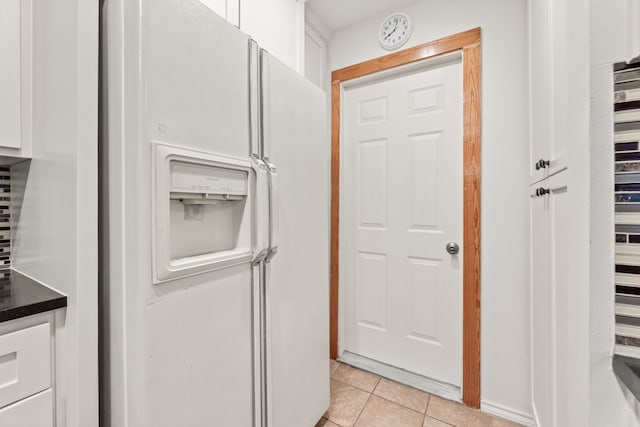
[342,57,464,386]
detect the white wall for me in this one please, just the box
[590,0,640,425]
[11,0,98,426]
[328,0,532,422]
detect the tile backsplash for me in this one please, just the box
[0,167,9,270]
[614,60,640,351]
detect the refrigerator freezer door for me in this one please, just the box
[262,53,330,427]
[146,265,254,427]
[105,1,260,426]
[146,0,251,159]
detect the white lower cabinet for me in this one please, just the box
[0,319,54,427]
[0,322,51,407]
[0,389,53,427]
[530,170,569,427]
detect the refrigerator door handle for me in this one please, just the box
[260,49,271,160]
[264,158,278,262]
[249,39,261,158]
[252,261,268,427]
[252,155,270,264]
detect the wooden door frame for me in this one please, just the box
[330,27,482,408]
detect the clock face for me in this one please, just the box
[378,13,412,50]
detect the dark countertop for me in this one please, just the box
[613,354,640,401]
[0,270,67,323]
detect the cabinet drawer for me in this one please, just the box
[0,323,50,408]
[0,389,52,427]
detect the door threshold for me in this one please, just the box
[337,351,462,403]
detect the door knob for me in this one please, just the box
[446,242,460,255]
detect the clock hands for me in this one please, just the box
[385,23,399,41]
[379,14,410,49]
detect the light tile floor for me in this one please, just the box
[316,360,522,427]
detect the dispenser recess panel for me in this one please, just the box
[153,143,254,284]
[170,162,248,196]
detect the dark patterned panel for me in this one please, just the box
[614,61,640,349]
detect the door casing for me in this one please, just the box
[330,27,482,408]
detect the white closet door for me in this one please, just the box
[342,57,464,386]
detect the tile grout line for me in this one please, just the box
[333,361,513,427]
[337,362,437,412]
[422,393,458,427]
[351,387,374,427]
[330,374,380,394]
[373,377,433,416]
[370,393,430,417]
[420,394,430,427]
[334,375,433,419]
[426,411,459,427]
[420,394,431,427]
[330,376,378,394]
[424,394,431,414]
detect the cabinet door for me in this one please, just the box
[195,0,239,26]
[529,0,552,184]
[529,0,569,184]
[548,172,570,427]
[0,323,51,408]
[240,0,303,72]
[0,389,52,427]
[530,184,552,426]
[531,171,569,427]
[0,0,22,149]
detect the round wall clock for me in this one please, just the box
[378,13,413,51]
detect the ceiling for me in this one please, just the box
[306,0,420,34]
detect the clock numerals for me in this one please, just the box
[379,14,411,49]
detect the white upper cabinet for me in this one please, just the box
[0,0,21,148]
[529,0,569,184]
[304,23,327,90]
[184,0,306,74]
[241,0,305,73]
[197,0,240,26]
[0,0,31,158]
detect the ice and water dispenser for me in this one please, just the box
[153,144,255,283]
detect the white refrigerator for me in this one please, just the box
[101,1,330,426]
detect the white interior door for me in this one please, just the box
[342,56,464,386]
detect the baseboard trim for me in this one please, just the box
[337,351,462,403]
[531,402,540,427]
[481,399,536,426]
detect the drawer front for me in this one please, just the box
[0,388,53,427]
[0,323,50,408]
